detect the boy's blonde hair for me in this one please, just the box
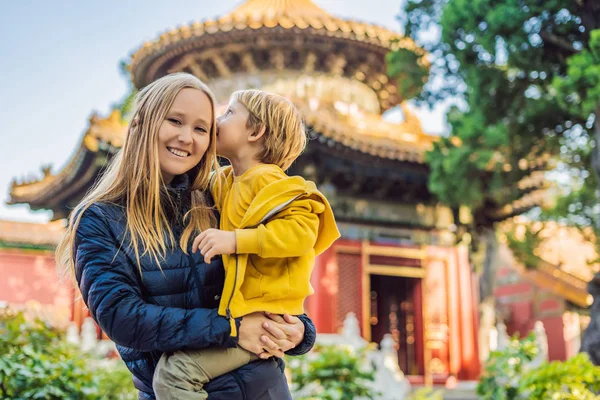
[232,90,306,171]
[56,72,220,278]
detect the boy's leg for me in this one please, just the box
[153,347,258,400]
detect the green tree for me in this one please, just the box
[387,0,600,355]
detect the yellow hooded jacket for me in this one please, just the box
[212,165,340,336]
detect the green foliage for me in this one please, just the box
[545,28,600,260]
[113,88,137,119]
[0,309,136,399]
[518,353,600,400]
[553,30,600,119]
[385,45,429,100]
[0,309,97,399]
[388,0,597,229]
[477,333,538,400]
[477,333,600,399]
[288,344,377,400]
[94,364,138,400]
[504,225,544,270]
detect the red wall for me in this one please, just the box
[495,263,568,362]
[0,249,74,326]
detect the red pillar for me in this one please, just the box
[457,245,480,379]
[306,246,338,333]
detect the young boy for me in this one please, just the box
[153,90,340,399]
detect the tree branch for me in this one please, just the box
[540,31,581,54]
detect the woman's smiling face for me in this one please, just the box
[157,88,213,184]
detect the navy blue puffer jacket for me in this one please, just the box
[74,174,316,399]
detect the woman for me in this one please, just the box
[55,73,316,399]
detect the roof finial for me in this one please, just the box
[231,0,331,20]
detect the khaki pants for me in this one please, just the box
[153,346,258,400]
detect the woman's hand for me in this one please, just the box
[237,312,305,359]
[258,313,304,359]
[238,312,284,358]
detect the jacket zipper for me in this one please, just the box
[252,192,307,228]
[175,190,182,232]
[175,188,204,310]
[225,255,238,320]
[189,253,204,308]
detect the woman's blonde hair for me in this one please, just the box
[232,90,307,171]
[55,72,220,278]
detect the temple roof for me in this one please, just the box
[229,0,335,20]
[129,0,424,111]
[8,103,433,216]
[301,102,433,162]
[501,251,591,308]
[499,220,596,308]
[8,111,127,218]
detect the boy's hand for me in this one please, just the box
[192,228,236,263]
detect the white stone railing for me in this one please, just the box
[297,312,411,400]
[489,320,548,367]
[71,314,413,399]
[66,317,117,358]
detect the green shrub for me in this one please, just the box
[518,353,600,400]
[477,332,600,399]
[94,362,138,400]
[476,333,538,400]
[0,308,136,399]
[408,387,444,400]
[287,344,377,400]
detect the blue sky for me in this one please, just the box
[0,0,446,223]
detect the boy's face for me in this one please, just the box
[216,98,252,160]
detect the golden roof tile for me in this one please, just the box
[10,110,127,196]
[296,100,434,162]
[130,0,420,75]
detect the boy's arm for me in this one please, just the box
[236,197,325,258]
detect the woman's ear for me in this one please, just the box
[248,125,266,143]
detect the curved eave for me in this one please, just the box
[8,144,107,217]
[131,16,417,77]
[521,260,590,308]
[298,102,434,163]
[8,112,127,217]
[129,15,425,112]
